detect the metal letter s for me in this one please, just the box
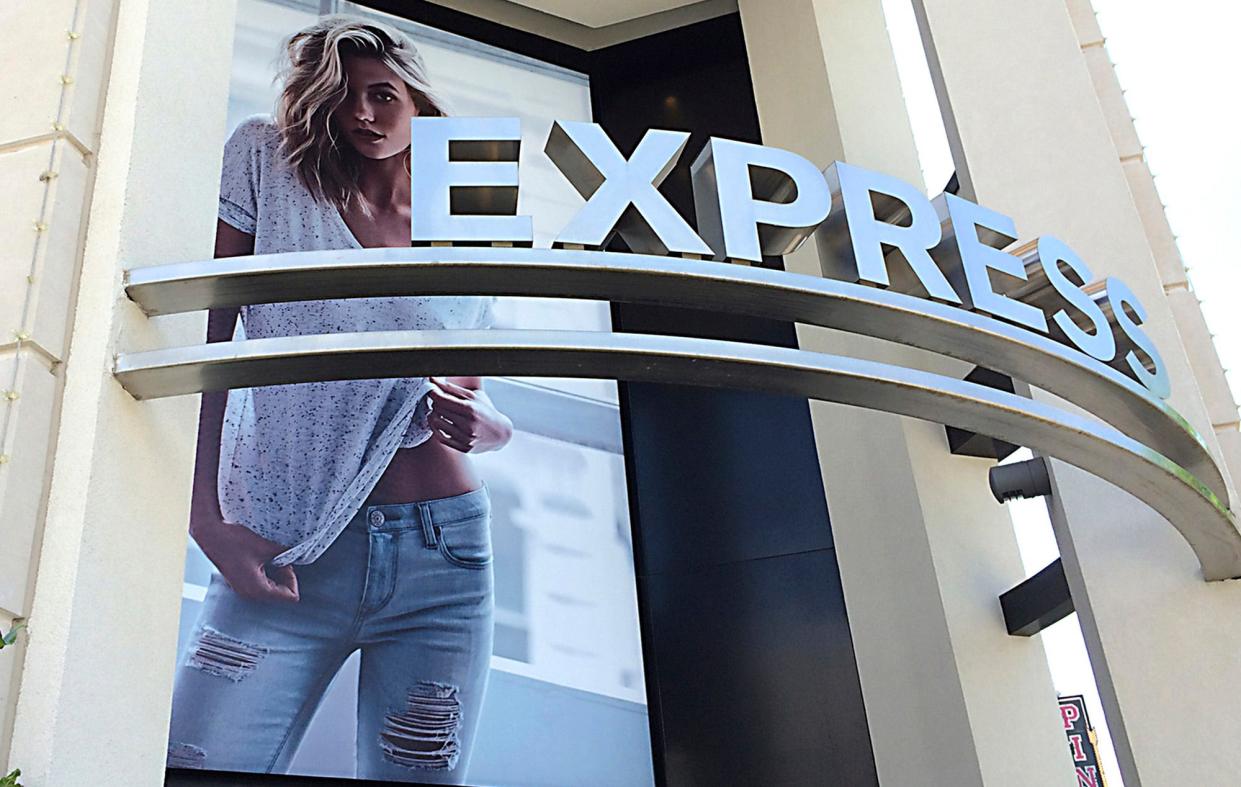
[933,193,1048,332]
[1105,278,1171,399]
[1030,236,1117,363]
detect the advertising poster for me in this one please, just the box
[166,3,653,784]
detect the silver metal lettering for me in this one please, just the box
[691,137,830,263]
[1009,237,1116,363]
[816,162,961,304]
[544,121,712,256]
[1105,277,1170,399]
[409,117,533,246]
[933,193,1047,332]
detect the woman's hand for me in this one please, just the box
[189,515,300,603]
[191,220,297,603]
[427,377,514,454]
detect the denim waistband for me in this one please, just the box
[349,486,490,534]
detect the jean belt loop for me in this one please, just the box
[418,501,437,548]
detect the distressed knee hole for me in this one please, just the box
[167,741,206,769]
[379,681,462,771]
[186,625,267,682]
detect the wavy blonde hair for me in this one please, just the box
[276,15,446,209]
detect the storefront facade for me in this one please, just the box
[2,0,1239,784]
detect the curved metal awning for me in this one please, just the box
[117,248,1241,580]
[125,246,1226,503]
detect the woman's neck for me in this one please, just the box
[354,151,411,213]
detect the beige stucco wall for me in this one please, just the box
[0,0,119,770]
[738,1,1075,784]
[3,0,235,782]
[914,0,1241,782]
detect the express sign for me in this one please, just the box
[408,117,1169,401]
[119,118,1241,581]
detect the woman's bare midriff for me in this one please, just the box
[366,438,482,504]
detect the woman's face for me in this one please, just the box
[334,54,418,160]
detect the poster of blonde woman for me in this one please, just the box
[166,5,652,784]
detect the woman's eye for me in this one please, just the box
[374,92,395,103]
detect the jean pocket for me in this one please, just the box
[435,514,493,569]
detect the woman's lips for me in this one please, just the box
[352,128,384,142]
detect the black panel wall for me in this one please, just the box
[590,16,877,786]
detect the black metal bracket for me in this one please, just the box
[1000,558,1073,636]
[945,367,1020,460]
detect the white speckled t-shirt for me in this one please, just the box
[215,116,494,566]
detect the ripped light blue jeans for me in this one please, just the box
[167,487,493,784]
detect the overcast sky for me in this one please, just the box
[1092,0,1241,407]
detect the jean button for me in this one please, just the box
[368,510,385,528]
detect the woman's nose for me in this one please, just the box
[351,96,374,122]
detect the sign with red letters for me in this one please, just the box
[1059,695,1108,787]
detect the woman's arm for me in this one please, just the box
[426,376,514,454]
[188,220,300,602]
[189,221,247,527]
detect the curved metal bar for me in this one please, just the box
[113,329,1241,581]
[123,247,1229,504]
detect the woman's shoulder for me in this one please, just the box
[225,114,282,157]
[220,114,303,197]
[219,114,310,239]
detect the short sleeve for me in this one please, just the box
[218,116,274,235]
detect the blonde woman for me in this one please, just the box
[167,16,511,783]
